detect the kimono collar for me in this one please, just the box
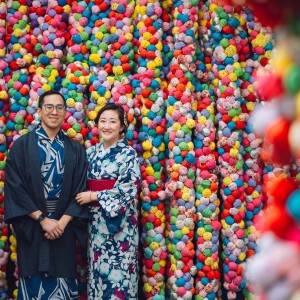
[101,138,127,151]
[36,124,65,142]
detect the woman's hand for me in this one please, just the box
[76,191,96,205]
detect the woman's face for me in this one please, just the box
[97,109,123,148]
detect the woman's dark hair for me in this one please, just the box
[95,103,128,135]
[38,90,66,108]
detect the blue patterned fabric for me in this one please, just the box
[18,275,78,300]
[35,125,65,200]
[86,139,141,299]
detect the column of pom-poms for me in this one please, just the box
[62,0,90,146]
[27,0,69,125]
[5,0,32,146]
[64,5,91,293]
[164,0,199,298]
[207,2,247,299]
[4,1,31,297]
[84,0,111,147]
[132,0,167,298]
[46,0,90,146]
[109,0,138,148]
[160,3,173,298]
[0,2,10,297]
[0,131,9,299]
[192,3,222,299]
[0,133,9,300]
[26,0,48,132]
[88,0,138,147]
[242,11,273,297]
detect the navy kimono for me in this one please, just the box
[4,130,88,279]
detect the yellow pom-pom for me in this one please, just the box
[67,128,77,137]
[0,91,8,99]
[145,165,154,176]
[89,54,101,64]
[230,148,239,158]
[144,283,152,293]
[238,252,246,261]
[66,98,76,108]
[24,54,33,64]
[203,232,212,241]
[88,110,97,120]
[143,151,152,160]
[147,61,156,70]
[172,122,181,131]
[202,188,212,198]
[136,21,144,31]
[124,33,133,41]
[228,73,238,82]
[113,66,123,75]
[156,42,163,51]
[246,102,255,111]
[197,227,205,236]
[11,253,17,262]
[42,84,51,92]
[12,43,22,52]
[95,31,104,40]
[149,242,159,251]
[63,5,71,13]
[223,177,232,186]
[104,91,111,99]
[186,119,196,129]
[142,140,152,151]
[143,32,152,41]
[154,57,163,67]
[182,193,190,201]
[181,227,189,235]
[167,106,175,115]
[97,97,106,106]
[158,143,165,151]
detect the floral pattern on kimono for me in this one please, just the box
[86,139,140,300]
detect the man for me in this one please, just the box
[4,90,88,300]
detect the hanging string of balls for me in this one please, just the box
[3,1,31,297]
[244,0,300,296]
[164,0,199,298]
[241,10,275,297]
[5,0,32,147]
[206,2,249,298]
[132,0,168,298]
[0,128,9,298]
[0,2,10,299]
[84,0,110,147]
[192,3,222,299]
[0,9,9,291]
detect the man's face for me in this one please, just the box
[37,94,66,132]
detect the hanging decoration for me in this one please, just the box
[3,0,295,299]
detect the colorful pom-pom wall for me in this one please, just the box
[1,0,300,299]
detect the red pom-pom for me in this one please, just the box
[264,118,293,164]
[255,69,284,101]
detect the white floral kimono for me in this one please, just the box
[86,139,140,300]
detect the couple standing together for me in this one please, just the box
[4,91,141,300]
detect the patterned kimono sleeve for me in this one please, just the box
[97,149,140,218]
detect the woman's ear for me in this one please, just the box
[119,125,125,134]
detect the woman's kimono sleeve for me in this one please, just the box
[96,150,140,218]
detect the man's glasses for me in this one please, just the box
[43,104,66,113]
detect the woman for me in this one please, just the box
[76,103,140,299]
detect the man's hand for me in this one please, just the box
[41,218,64,240]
